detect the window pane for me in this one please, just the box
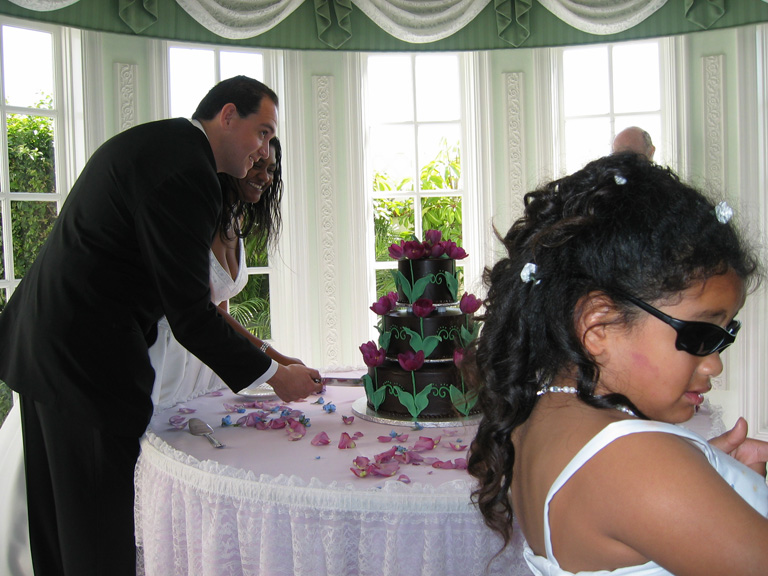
[370,124,415,191]
[7,114,55,193]
[564,117,611,174]
[0,206,4,279]
[563,47,609,117]
[373,196,414,262]
[220,51,263,81]
[613,43,660,113]
[243,231,268,268]
[3,26,54,108]
[376,268,397,299]
[169,47,215,117]
[417,125,461,190]
[367,55,413,124]
[230,274,271,340]
[0,288,5,314]
[11,200,57,277]
[415,54,459,122]
[421,196,462,244]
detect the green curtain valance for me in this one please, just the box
[1,0,767,51]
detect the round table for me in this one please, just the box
[134,385,529,576]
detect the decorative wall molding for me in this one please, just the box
[313,75,340,367]
[703,54,725,196]
[115,62,137,132]
[504,72,525,208]
[738,24,768,440]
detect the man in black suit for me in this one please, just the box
[0,76,321,575]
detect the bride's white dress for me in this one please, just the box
[0,243,247,575]
[149,243,248,412]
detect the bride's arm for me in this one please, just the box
[216,301,306,366]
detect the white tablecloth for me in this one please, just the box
[134,385,529,576]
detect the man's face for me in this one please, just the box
[219,98,278,178]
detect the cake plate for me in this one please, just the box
[351,396,481,428]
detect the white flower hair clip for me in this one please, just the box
[714,201,733,224]
[614,174,627,185]
[520,262,540,285]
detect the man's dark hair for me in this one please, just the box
[192,75,278,121]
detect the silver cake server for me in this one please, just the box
[188,417,225,448]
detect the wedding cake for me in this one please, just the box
[359,230,481,421]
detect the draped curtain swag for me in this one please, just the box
[6,0,767,48]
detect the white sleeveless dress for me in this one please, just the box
[149,242,248,412]
[0,243,248,575]
[524,419,768,576]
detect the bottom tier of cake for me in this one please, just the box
[364,360,479,421]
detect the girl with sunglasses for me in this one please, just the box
[466,153,768,575]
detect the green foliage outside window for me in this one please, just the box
[229,269,271,340]
[1,97,56,426]
[373,138,463,296]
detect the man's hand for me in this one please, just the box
[709,417,768,477]
[267,364,322,403]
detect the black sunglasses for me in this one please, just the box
[619,293,741,356]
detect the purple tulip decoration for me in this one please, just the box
[411,298,435,318]
[388,242,405,260]
[402,240,426,260]
[398,350,425,372]
[370,292,398,315]
[428,242,446,258]
[424,229,442,246]
[445,242,468,260]
[453,348,465,367]
[359,341,386,367]
[459,293,482,314]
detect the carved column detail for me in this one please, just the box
[313,75,340,366]
[504,72,525,204]
[115,63,138,132]
[703,55,725,196]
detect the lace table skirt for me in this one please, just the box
[134,386,529,576]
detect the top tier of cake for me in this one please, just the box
[395,258,457,305]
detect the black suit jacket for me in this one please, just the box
[0,119,272,436]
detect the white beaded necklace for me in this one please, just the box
[537,385,638,418]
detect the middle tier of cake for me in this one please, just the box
[382,307,471,360]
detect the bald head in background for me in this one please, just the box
[612,126,655,161]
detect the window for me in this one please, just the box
[167,44,274,339]
[558,40,663,174]
[0,22,69,310]
[365,53,467,302]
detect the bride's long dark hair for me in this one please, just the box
[218,136,284,254]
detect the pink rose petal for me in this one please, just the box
[311,431,331,446]
[413,436,440,451]
[351,467,368,478]
[338,432,356,449]
[352,456,371,469]
[369,461,400,477]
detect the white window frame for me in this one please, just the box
[549,37,681,177]
[359,51,488,337]
[162,41,291,350]
[0,17,85,301]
